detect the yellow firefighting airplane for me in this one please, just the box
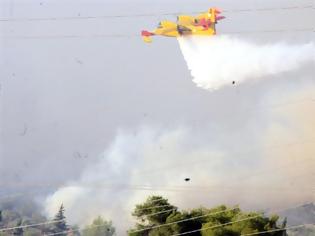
[141,8,225,43]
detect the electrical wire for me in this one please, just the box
[139,192,315,219]
[0,98,314,203]
[240,224,312,235]
[0,200,310,233]
[135,150,314,186]
[2,34,138,39]
[3,28,314,40]
[222,28,314,34]
[0,220,64,232]
[0,200,170,234]
[131,203,313,234]
[0,5,313,22]
[0,136,314,192]
[0,96,313,195]
[0,4,313,234]
[130,207,239,233]
[0,182,313,192]
[171,215,261,236]
[137,204,174,211]
[144,208,178,217]
[46,224,113,236]
[147,198,169,203]
[46,223,112,236]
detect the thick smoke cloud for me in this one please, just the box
[177,35,315,90]
[45,83,315,233]
[45,128,224,233]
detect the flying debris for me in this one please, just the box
[141,8,225,43]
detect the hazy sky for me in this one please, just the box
[0,0,314,230]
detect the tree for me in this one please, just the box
[81,216,115,236]
[13,219,23,236]
[201,213,287,236]
[129,196,287,236]
[129,195,178,235]
[132,196,177,224]
[51,204,68,235]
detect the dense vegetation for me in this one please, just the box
[0,195,313,235]
[0,197,113,236]
[128,196,287,236]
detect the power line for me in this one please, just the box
[0,145,313,198]
[0,5,313,22]
[2,34,138,40]
[171,215,261,236]
[0,182,313,192]
[0,137,314,192]
[133,208,178,218]
[47,229,77,236]
[0,200,165,234]
[0,97,314,195]
[138,204,174,211]
[144,208,178,217]
[130,96,315,179]
[0,220,63,232]
[130,207,239,233]
[223,28,314,34]
[224,5,314,13]
[0,200,310,233]
[147,198,170,203]
[46,223,112,236]
[130,137,315,188]
[3,28,314,40]
[0,95,311,194]
[0,194,174,222]
[145,198,315,222]
[240,224,312,235]
[169,204,315,235]
[131,202,313,234]
[173,222,311,236]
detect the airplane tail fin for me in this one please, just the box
[209,8,225,23]
[141,30,154,43]
[208,8,225,34]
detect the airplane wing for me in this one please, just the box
[177,15,194,25]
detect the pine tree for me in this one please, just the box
[52,204,68,235]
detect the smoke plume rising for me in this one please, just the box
[44,37,315,235]
[45,83,315,233]
[177,35,315,90]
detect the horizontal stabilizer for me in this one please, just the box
[141,30,154,43]
[142,36,152,43]
[216,16,225,21]
[214,8,222,14]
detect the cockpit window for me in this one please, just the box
[157,22,162,28]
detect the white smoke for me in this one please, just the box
[177,35,315,90]
[45,96,315,233]
[44,37,315,235]
[45,128,225,234]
